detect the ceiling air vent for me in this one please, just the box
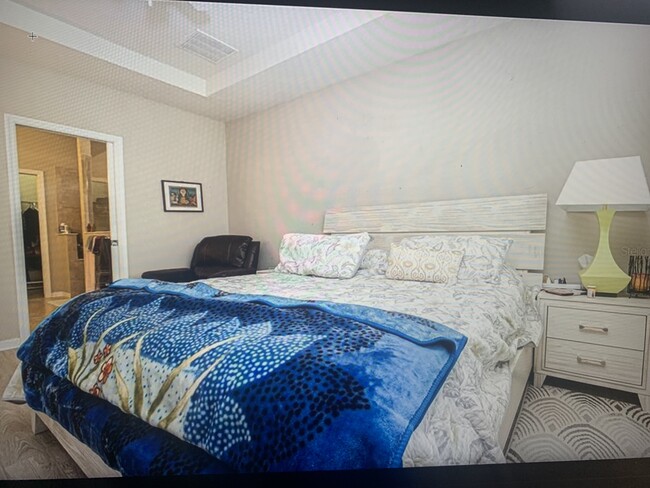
[180,30,237,65]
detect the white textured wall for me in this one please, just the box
[0,57,228,343]
[227,19,650,279]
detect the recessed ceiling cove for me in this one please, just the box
[0,0,508,120]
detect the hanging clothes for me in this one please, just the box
[22,205,42,284]
[92,236,113,289]
[22,206,40,249]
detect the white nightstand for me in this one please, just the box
[534,291,650,410]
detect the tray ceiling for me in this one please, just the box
[0,0,507,120]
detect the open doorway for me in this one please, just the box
[6,114,128,342]
[15,127,114,331]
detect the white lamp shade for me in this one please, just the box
[556,156,650,212]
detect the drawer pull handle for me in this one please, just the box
[578,324,609,334]
[577,356,606,367]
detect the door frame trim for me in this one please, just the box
[19,168,52,298]
[5,114,129,342]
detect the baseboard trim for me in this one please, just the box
[0,337,21,351]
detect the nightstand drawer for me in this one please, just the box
[544,338,644,386]
[546,306,646,350]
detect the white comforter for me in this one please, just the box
[201,265,542,466]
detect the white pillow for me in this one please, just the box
[359,249,389,275]
[275,232,371,279]
[385,243,464,284]
[399,235,513,284]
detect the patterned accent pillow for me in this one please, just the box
[400,235,513,284]
[359,249,389,275]
[275,232,371,279]
[385,243,464,284]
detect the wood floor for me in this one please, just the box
[27,287,59,331]
[0,349,85,480]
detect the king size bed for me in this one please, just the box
[16,193,547,477]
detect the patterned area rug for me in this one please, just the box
[506,384,650,463]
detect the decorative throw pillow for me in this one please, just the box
[359,249,389,275]
[274,232,371,279]
[399,235,513,284]
[385,243,464,284]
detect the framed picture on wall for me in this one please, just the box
[161,180,204,212]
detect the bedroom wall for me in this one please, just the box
[0,56,228,345]
[226,18,650,281]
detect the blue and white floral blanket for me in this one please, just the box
[18,278,466,473]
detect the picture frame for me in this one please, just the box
[161,180,203,212]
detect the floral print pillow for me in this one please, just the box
[385,244,464,284]
[275,232,371,279]
[359,249,389,275]
[400,235,513,284]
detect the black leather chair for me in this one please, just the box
[141,235,260,283]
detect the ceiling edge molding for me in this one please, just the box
[0,0,208,96]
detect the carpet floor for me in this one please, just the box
[506,382,650,463]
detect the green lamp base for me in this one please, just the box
[579,207,631,296]
[579,269,631,296]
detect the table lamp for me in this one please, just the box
[556,156,650,296]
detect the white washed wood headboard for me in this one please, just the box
[323,194,548,286]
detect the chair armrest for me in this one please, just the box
[141,268,196,283]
